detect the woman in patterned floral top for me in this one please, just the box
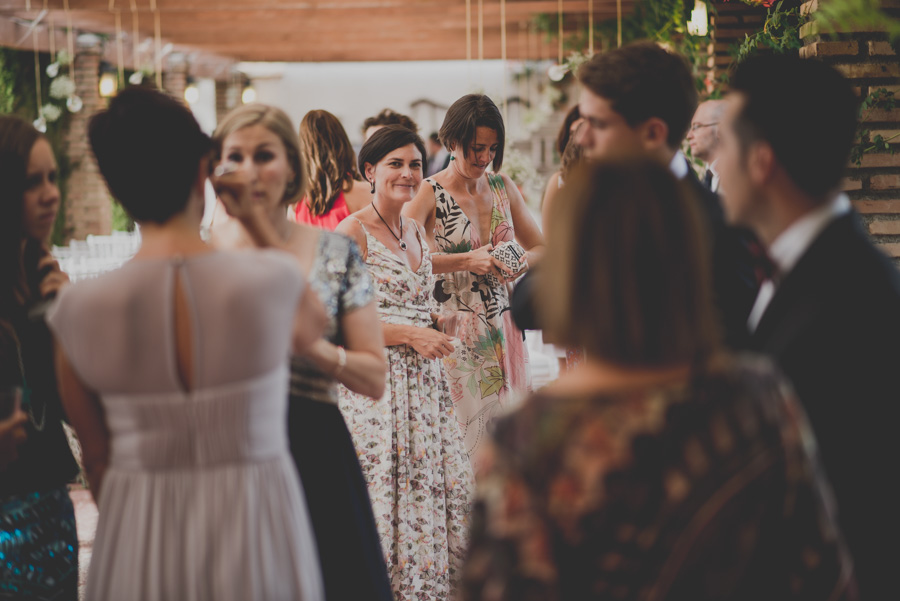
[337,125,474,601]
[461,160,856,601]
[405,94,545,471]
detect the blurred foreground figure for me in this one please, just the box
[461,160,855,601]
[48,87,325,601]
[0,115,80,600]
[719,54,900,598]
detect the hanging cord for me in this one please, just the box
[153,1,163,90]
[32,29,42,120]
[64,0,74,79]
[588,0,594,55]
[501,0,508,128]
[617,0,622,48]
[115,10,125,86]
[557,0,563,64]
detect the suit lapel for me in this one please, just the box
[750,213,857,351]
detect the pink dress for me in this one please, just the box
[294,191,351,231]
[425,173,531,468]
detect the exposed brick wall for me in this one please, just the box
[800,0,900,261]
[162,53,188,105]
[214,79,240,126]
[708,0,769,86]
[64,34,112,241]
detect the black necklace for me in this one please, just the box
[371,201,407,250]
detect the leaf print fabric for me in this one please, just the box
[338,219,474,601]
[426,174,531,469]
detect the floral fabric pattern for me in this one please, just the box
[338,220,474,601]
[461,354,855,601]
[426,174,530,468]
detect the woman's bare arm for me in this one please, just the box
[55,347,109,502]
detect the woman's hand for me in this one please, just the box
[210,162,262,221]
[466,243,513,279]
[408,326,456,360]
[36,246,69,299]
[0,410,27,471]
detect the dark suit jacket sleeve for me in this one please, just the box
[684,171,760,349]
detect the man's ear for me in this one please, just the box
[747,141,776,187]
[639,117,670,152]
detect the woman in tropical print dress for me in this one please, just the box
[405,94,545,470]
[337,125,473,601]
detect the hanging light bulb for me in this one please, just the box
[687,0,709,36]
[99,62,118,98]
[46,62,60,78]
[241,84,257,104]
[129,71,144,85]
[184,78,200,104]
[548,63,568,82]
[33,116,47,133]
[66,95,83,113]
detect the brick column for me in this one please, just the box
[215,79,240,125]
[709,1,768,86]
[162,52,188,104]
[799,1,900,261]
[65,33,112,241]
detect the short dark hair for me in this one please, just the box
[358,125,427,176]
[577,41,697,149]
[439,94,506,171]
[362,109,419,135]
[89,87,212,224]
[540,159,719,365]
[730,54,858,200]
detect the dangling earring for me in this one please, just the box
[370,180,376,194]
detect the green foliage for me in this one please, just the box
[731,1,805,63]
[814,0,900,50]
[110,198,136,232]
[851,88,898,166]
[534,0,715,93]
[444,240,474,254]
[0,47,73,245]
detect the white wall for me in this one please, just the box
[239,60,512,145]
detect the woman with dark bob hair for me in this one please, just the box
[404,94,544,470]
[336,125,473,601]
[461,159,855,600]
[46,87,326,600]
[0,115,81,600]
[294,109,371,229]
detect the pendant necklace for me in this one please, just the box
[371,201,407,250]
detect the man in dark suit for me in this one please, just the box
[718,54,900,598]
[513,42,759,346]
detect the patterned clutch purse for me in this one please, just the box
[485,241,527,288]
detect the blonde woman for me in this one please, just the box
[211,102,393,601]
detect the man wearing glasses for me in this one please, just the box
[687,99,727,193]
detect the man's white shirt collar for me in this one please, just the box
[767,193,851,279]
[747,193,851,332]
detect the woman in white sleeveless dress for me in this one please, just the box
[47,88,325,601]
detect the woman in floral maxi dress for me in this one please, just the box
[405,94,545,469]
[337,125,473,601]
